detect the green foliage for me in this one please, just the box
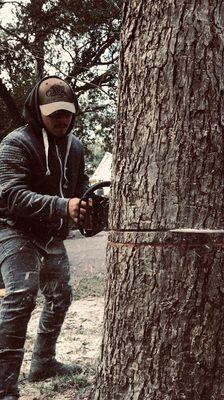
[0,0,121,169]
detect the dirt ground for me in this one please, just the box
[17,232,108,399]
[66,231,108,280]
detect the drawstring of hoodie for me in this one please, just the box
[63,133,72,187]
[42,128,72,193]
[42,129,51,175]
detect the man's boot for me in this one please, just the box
[0,361,21,400]
[28,358,82,382]
[28,333,82,382]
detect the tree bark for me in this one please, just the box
[34,40,45,80]
[94,1,224,399]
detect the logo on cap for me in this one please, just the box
[46,85,67,99]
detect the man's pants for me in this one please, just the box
[0,235,72,398]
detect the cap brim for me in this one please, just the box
[40,101,76,116]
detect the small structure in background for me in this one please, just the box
[90,152,112,196]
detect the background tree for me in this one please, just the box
[94,1,224,399]
[0,0,122,172]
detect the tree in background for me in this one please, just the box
[94,1,224,399]
[0,0,122,172]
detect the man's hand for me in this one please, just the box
[68,197,88,225]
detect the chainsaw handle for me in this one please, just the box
[81,181,111,200]
[77,181,111,237]
[78,180,111,224]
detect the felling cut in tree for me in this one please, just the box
[94,1,224,400]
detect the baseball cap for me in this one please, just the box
[39,77,77,116]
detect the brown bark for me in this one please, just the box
[94,1,224,400]
[110,0,224,231]
[34,41,45,80]
[95,231,224,400]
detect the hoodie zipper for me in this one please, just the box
[55,143,65,232]
[41,132,68,251]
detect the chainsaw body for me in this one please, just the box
[77,181,111,237]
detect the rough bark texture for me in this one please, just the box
[110,0,224,230]
[94,1,224,400]
[95,232,224,400]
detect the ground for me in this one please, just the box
[17,231,108,400]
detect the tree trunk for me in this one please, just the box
[34,40,45,80]
[94,1,224,399]
[0,79,24,127]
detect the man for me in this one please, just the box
[0,76,90,400]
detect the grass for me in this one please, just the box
[73,275,106,300]
[37,368,95,399]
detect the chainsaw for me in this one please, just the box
[77,181,111,237]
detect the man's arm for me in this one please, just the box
[0,139,78,221]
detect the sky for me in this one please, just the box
[1,2,15,24]
[1,1,28,25]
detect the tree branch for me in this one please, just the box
[79,104,110,115]
[75,70,116,98]
[68,34,118,77]
[104,0,121,12]
[0,24,30,49]
[1,1,24,4]
[96,56,119,65]
[91,36,117,65]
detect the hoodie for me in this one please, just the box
[0,76,89,246]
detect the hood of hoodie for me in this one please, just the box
[23,75,79,136]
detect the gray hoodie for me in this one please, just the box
[0,76,89,245]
